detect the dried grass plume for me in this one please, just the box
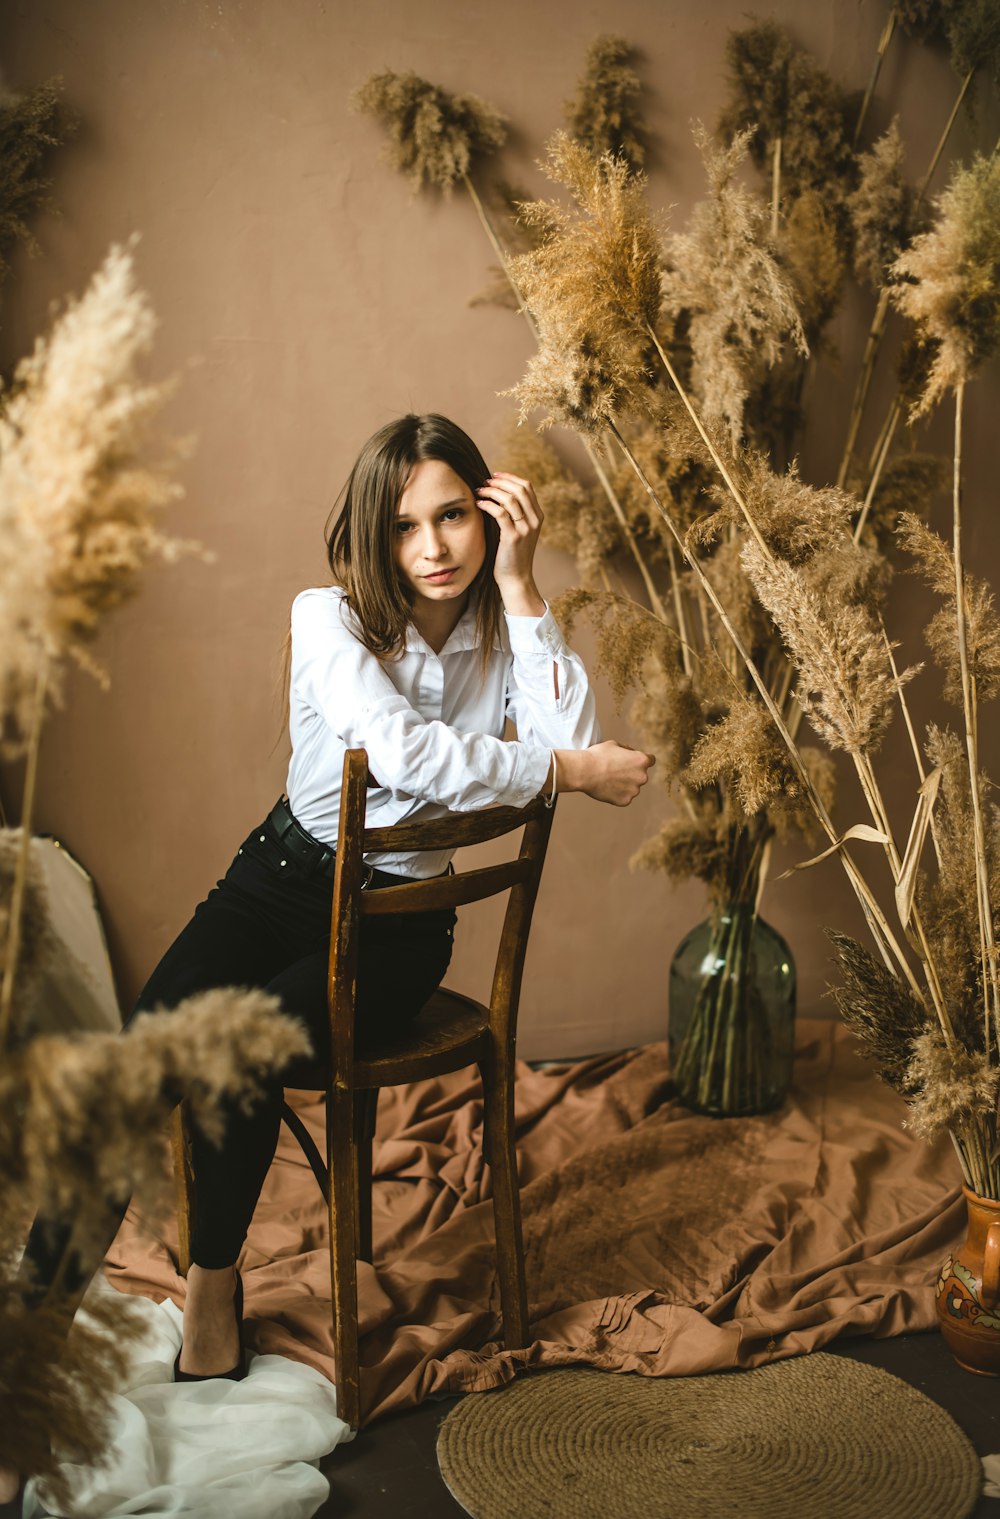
[0,243,201,749]
[0,78,71,283]
[661,126,808,446]
[849,121,917,291]
[563,35,645,170]
[1,988,310,1263]
[506,133,661,434]
[890,153,1000,415]
[352,70,506,192]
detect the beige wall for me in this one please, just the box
[1,0,998,1058]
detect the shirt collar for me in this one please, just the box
[403,594,491,656]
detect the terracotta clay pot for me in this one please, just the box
[935,1184,1000,1376]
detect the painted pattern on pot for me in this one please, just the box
[935,1186,1000,1377]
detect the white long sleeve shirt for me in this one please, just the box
[285,586,602,876]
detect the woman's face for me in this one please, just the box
[392,457,486,608]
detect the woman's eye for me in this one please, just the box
[395,521,414,535]
[442,508,465,522]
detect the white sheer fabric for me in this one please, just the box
[24,1282,350,1519]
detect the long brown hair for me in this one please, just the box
[326,413,503,674]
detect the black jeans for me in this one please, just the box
[25,810,456,1288]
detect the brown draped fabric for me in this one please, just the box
[105,1019,963,1421]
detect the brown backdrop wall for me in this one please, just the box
[1,0,998,1058]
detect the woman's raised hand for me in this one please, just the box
[557,741,656,806]
[476,471,544,611]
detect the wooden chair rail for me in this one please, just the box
[362,798,547,853]
[360,858,531,915]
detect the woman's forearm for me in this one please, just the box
[541,742,655,807]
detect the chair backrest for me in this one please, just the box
[327,748,555,1079]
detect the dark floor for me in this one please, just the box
[2,1329,997,1517]
[319,1330,1000,1518]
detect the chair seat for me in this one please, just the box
[357,987,492,1086]
[284,988,492,1092]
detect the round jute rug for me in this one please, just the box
[435,1354,982,1519]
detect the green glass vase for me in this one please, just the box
[669,904,796,1117]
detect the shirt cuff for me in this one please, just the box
[507,744,555,806]
[504,603,566,657]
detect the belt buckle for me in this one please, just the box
[360,864,375,891]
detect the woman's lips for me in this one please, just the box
[423,568,458,582]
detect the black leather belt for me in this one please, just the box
[265,795,455,890]
[266,796,371,884]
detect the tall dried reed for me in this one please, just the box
[0,244,203,1045]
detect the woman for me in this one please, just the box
[24,412,654,1389]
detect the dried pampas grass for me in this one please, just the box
[682,691,823,826]
[906,1027,999,1141]
[919,723,995,1046]
[778,188,845,344]
[0,243,200,749]
[849,121,918,291]
[944,0,1000,87]
[890,154,1000,416]
[852,452,946,547]
[0,78,71,282]
[1,989,310,1265]
[628,668,704,780]
[661,127,807,446]
[743,541,905,753]
[352,70,506,192]
[551,586,669,710]
[898,511,1000,705]
[717,20,855,200]
[563,35,645,170]
[896,0,946,43]
[629,815,733,896]
[826,930,927,1093]
[0,1279,141,1508]
[506,133,661,434]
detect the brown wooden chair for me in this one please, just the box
[172,746,556,1431]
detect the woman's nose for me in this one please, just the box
[421,527,446,559]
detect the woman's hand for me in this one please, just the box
[555,741,656,806]
[476,471,545,616]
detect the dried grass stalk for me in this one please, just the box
[0,243,200,750]
[0,78,71,282]
[0,1280,142,1508]
[898,511,1000,706]
[505,133,661,435]
[563,35,645,170]
[717,20,855,201]
[890,153,1000,417]
[551,587,670,711]
[660,126,807,446]
[352,70,506,192]
[741,541,908,754]
[1,989,310,1266]
[826,929,927,1092]
[849,121,918,290]
[906,1027,998,1144]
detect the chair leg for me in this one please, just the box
[480,1054,529,1350]
[170,1105,194,1278]
[353,1089,379,1265]
[328,1085,361,1433]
